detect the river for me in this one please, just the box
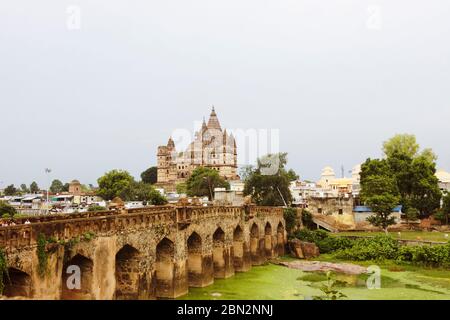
[178,263,450,300]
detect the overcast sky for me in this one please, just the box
[1,0,449,188]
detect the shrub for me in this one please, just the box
[294,229,353,254]
[301,209,315,229]
[334,235,399,261]
[396,243,450,267]
[283,208,298,235]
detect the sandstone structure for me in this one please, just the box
[0,205,285,300]
[156,107,239,190]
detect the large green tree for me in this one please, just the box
[360,163,400,233]
[3,184,17,196]
[243,153,293,206]
[97,170,135,201]
[30,181,39,193]
[364,134,441,219]
[127,181,167,205]
[140,166,158,184]
[50,179,65,193]
[186,167,230,200]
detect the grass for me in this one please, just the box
[334,231,449,242]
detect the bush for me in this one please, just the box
[284,208,298,235]
[396,243,450,267]
[294,229,353,254]
[0,201,16,218]
[334,235,399,261]
[301,209,315,229]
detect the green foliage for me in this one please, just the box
[97,170,135,201]
[243,153,293,206]
[334,235,399,261]
[283,208,297,235]
[313,271,347,300]
[396,243,450,267]
[4,184,17,196]
[0,248,9,295]
[37,233,48,278]
[49,179,65,193]
[301,209,315,229]
[383,134,420,159]
[285,169,299,181]
[176,183,187,194]
[82,231,96,241]
[405,207,419,223]
[360,159,400,231]
[20,184,29,193]
[294,229,353,254]
[186,167,230,200]
[0,201,17,218]
[88,205,107,212]
[140,166,158,184]
[30,181,39,193]
[372,134,442,218]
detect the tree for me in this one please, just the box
[97,170,135,201]
[405,207,419,225]
[30,181,39,193]
[127,181,167,205]
[369,134,441,218]
[243,153,293,206]
[360,159,400,233]
[0,201,16,218]
[186,167,230,200]
[20,184,29,193]
[141,166,158,184]
[176,182,187,194]
[4,184,17,196]
[50,179,64,193]
[286,169,299,181]
[239,165,254,181]
[383,134,419,159]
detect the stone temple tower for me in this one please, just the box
[156,107,238,190]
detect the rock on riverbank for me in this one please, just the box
[275,260,368,275]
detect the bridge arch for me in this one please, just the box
[212,227,226,278]
[277,221,285,256]
[264,222,273,258]
[233,225,245,272]
[3,267,32,298]
[187,232,204,287]
[155,237,175,298]
[250,223,260,264]
[61,254,93,300]
[115,244,141,300]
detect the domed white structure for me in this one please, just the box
[351,164,362,182]
[318,166,336,189]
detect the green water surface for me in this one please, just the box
[178,263,450,300]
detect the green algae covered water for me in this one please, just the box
[178,263,450,300]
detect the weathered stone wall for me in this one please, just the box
[0,205,285,300]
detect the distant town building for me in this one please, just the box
[436,169,450,193]
[156,107,239,190]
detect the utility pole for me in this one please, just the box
[45,168,52,214]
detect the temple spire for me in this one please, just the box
[207,105,222,131]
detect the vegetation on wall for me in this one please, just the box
[37,234,48,278]
[283,208,299,236]
[0,248,9,295]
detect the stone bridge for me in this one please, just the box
[0,205,285,300]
